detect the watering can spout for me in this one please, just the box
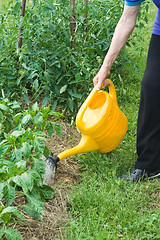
[57,135,99,160]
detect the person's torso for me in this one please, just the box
[152,0,160,35]
[153,0,160,8]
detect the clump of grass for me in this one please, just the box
[67,167,159,239]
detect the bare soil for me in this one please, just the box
[16,119,81,240]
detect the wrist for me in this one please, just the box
[103,50,118,68]
[100,62,111,74]
[103,58,113,69]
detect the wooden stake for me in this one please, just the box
[18,0,26,48]
[70,0,76,49]
[83,0,88,33]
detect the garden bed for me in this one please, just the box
[14,119,81,240]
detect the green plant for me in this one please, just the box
[0,0,149,117]
[0,99,62,239]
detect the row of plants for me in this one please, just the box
[0,0,149,116]
[0,98,62,239]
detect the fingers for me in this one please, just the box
[93,75,106,90]
[93,66,110,90]
[103,79,110,88]
[93,76,98,87]
[97,79,104,90]
[93,77,110,90]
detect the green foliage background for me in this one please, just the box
[0,0,148,115]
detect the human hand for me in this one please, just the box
[93,65,110,90]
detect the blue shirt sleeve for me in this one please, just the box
[125,0,145,6]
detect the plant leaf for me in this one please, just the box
[23,93,29,106]
[42,96,49,107]
[32,157,45,175]
[67,98,74,112]
[32,102,39,111]
[11,130,25,138]
[1,207,25,220]
[29,169,43,186]
[3,185,15,206]
[12,172,33,193]
[0,183,5,200]
[0,110,3,122]
[34,139,45,155]
[10,148,22,162]
[33,79,39,92]
[1,206,17,214]
[60,85,67,94]
[0,225,5,238]
[5,228,22,240]
[68,90,82,98]
[21,142,31,159]
[25,192,44,214]
[21,114,32,126]
[43,145,50,159]
[46,122,53,137]
[0,103,8,111]
[14,113,22,123]
[23,203,41,220]
[52,122,61,137]
[0,145,11,158]
[15,160,26,171]
[51,100,57,111]
[34,114,43,128]
[20,172,34,192]
[12,209,26,220]
[39,185,55,200]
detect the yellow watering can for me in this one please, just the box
[47,80,128,168]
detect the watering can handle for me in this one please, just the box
[108,80,118,105]
[76,79,117,125]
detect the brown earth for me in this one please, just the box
[16,119,82,240]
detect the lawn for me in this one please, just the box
[64,3,160,240]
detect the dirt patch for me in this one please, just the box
[16,119,82,240]
[46,119,81,185]
[17,187,71,240]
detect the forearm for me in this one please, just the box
[103,5,140,69]
[93,5,141,89]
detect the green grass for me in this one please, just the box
[68,170,159,239]
[63,4,160,240]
